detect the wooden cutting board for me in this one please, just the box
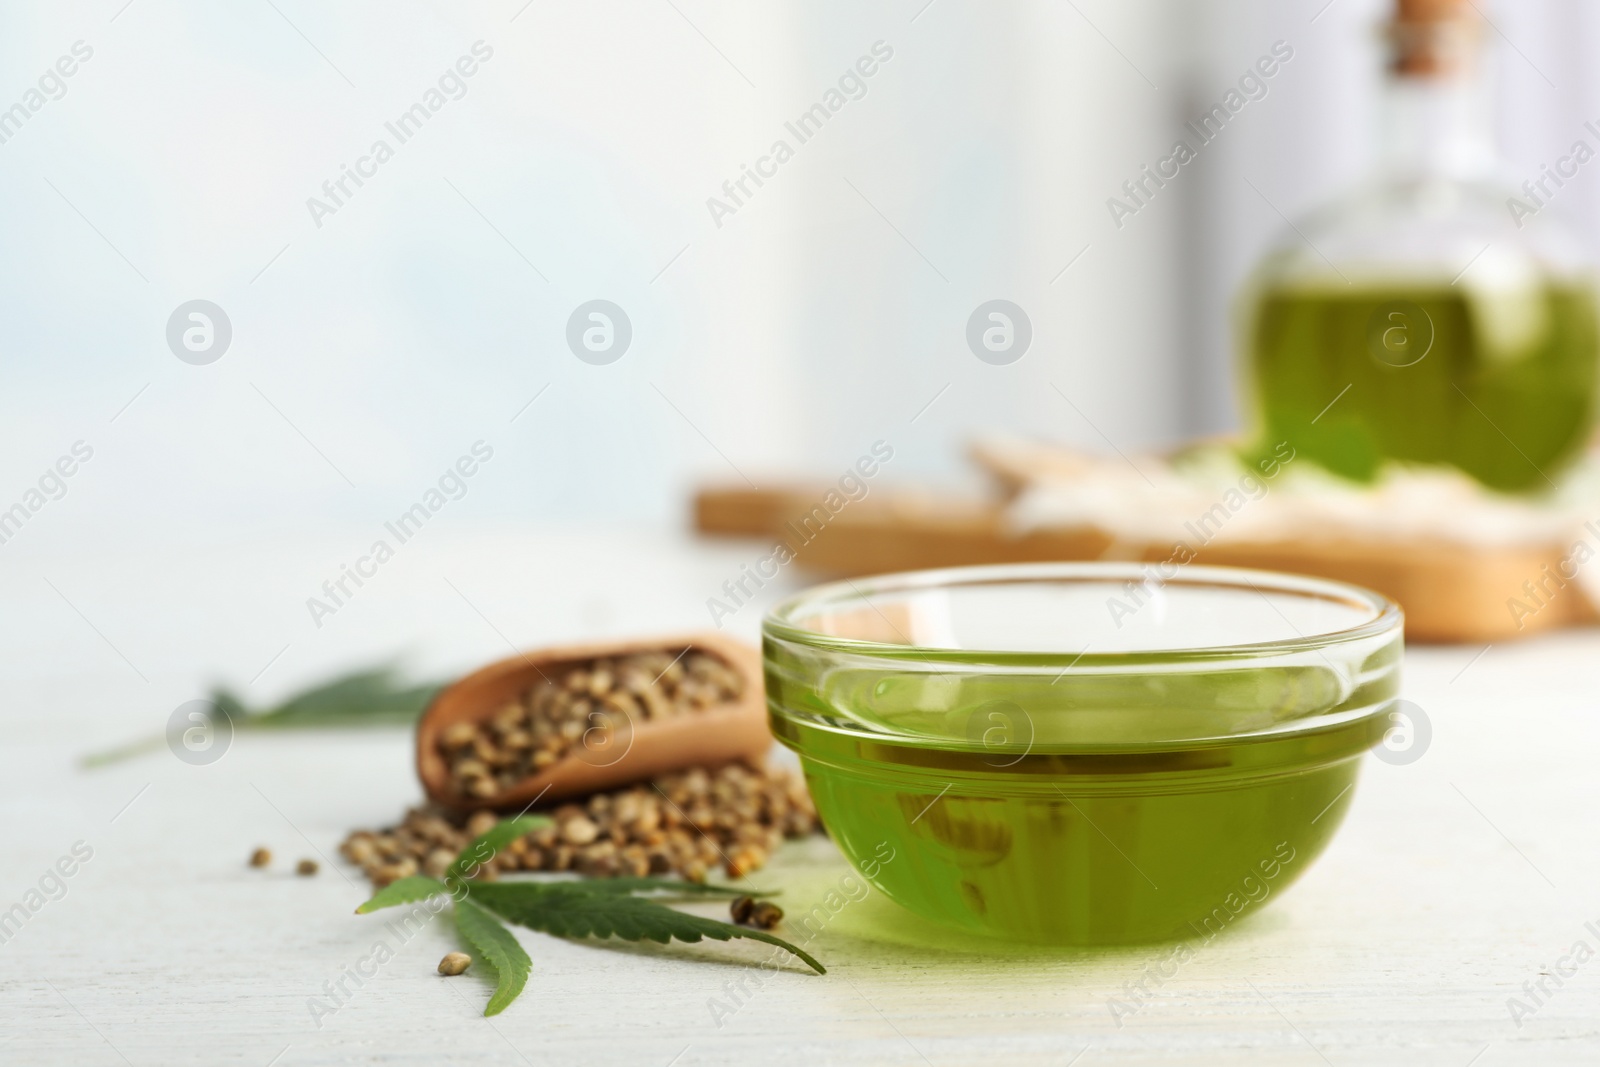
[693,484,1597,644]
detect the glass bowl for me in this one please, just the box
[763,563,1403,945]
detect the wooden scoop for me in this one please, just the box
[416,632,771,812]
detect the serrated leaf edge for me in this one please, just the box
[355,875,448,914]
[455,896,532,1016]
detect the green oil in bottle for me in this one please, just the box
[1246,278,1599,492]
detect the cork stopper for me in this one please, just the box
[1397,0,1465,17]
[1388,0,1479,77]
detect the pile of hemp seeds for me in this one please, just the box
[434,647,745,802]
[341,647,820,887]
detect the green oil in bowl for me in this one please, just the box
[763,564,1403,945]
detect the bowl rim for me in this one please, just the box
[762,561,1403,665]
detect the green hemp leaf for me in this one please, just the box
[354,817,823,1016]
[468,882,825,977]
[83,663,440,767]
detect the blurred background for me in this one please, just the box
[1,0,1596,701]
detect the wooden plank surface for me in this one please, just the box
[695,485,1600,643]
[2,528,1598,1064]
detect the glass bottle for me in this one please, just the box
[1240,0,1600,494]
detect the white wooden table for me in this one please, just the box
[3,527,1599,1065]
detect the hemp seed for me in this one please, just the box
[560,815,600,846]
[729,895,783,930]
[296,858,319,876]
[423,848,455,880]
[249,847,272,868]
[748,901,784,930]
[438,952,472,976]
